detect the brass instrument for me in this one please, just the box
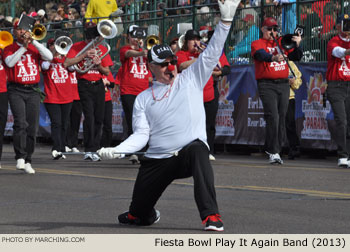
[54,36,73,55]
[146,35,160,50]
[74,20,118,74]
[177,34,185,50]
[281,34,297,50]
[0,31,13,49]
[31,24,47,41]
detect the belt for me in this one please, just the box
[9,82,39,89]
[258,78,289,84]
[327,80,350,85]
[78,79,102,85]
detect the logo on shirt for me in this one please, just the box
[130,56,148,79]
[339,57,350,76]
[51,63,69,84]
[17,54,38,82]
[267,46,286,72]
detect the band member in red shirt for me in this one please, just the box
[100,72,116,148]
[66,65,81,153]
[42,38,73,160]
[0,49,8,169]
[326,14,350,168]
[64,22,113,162]
[119,25,152,163]
[251,17,302,165]
[3,19,53,174]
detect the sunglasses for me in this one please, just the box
[154,59,177,68]
[266,27,278,32]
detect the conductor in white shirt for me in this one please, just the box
[97,0,240,231]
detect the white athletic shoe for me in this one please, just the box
[338,158,349,168]
[129,154,139,164]
[65,146,72,152]
[267,152,283,164]
[209,154,216,161]
[52,150,63,160]
[72,147,80,153]
[16,158,25,170]
[23,163,35,174]
[91,153,101,162]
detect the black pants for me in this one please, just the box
[0,92,8,161]
[121,94,137,137]
[326,81,350,158]
[66,100,82,149]
[129,140,219,224]
[45,102,72,152]
[285,98,300,151]
[78,79,105,152]
[8,84,40,163]
[258,80,290,154]
[100,100,112,147]
[204,84,219,155]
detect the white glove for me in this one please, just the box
[97,147,125,160]
[217,0,241,22]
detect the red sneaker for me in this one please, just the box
[202,214,224,231]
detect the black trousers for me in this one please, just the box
[204,84,219,155]
[66,100,82,149]
[8,84,40,163]
[0,92,8,161]
[45,102,72,152]
[326,81,350,158]
[129,140,219,224]
[121,94,137,137]
[100,100,112,147]
[285,98,300,151]
[78,79,105,152]
[258,80,290,154]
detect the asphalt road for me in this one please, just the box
[0,143,349,234]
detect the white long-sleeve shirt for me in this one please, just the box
[115,21,231,158]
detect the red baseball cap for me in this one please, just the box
[262,17,278,27]
[13,20,19,29]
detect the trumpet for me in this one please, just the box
[31,24,47,41]
[0,31,13,49]
[74,20,118,74]
[146,35,160,50]
[54,36,73,55]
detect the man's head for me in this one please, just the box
[84,21,98,41]
[261,17,278,40]
[337,14,350,38]
[183,29,201,53]
[148,44,178,84]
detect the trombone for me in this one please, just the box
[73,20,118,74]
[0,31,13,49]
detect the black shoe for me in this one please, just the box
[118,210,160,226]
[202,214,224,231]
[288,149,300,160]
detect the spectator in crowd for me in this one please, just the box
[4,17,53,174]
[325,14,350,168]
[251,17,302,164]
[169,36,179,54]
[85,0,123,23]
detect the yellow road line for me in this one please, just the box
[2,166,350,199]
